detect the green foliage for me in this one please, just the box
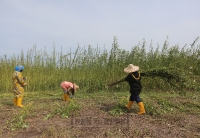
[1,89,199,137]
[141,67,200,91]
[8,102,33,131]
[55,101,81,118]
[145,98,173,116]
[44,100,81,119]
[109,97,128,116]
[108,94,175,116]
[0,37,200,92]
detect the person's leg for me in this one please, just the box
[125,93,135,109]
[16,87,24,107]
[125,101,133,109]
[17,97,24,107]
[63,89,70,101]
[63,93,65,100]
[64,94,70,101]
[135,95,145,115]
[62,89,66,101]
[13,96,17,106]
[13,89,18,106]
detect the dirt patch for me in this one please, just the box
[1,108,199,137]
[1,97,200,138]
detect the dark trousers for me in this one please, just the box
[130,94,142,103]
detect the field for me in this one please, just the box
[0,37,200,137]
[0,90,200,138]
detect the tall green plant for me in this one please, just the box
[0,36,199,92]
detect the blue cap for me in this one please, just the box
[15,65,24,72]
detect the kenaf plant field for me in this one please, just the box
[0,37,200,138]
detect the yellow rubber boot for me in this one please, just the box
[125,101,133,109]
[138,102,145,115]
[17,97,24,108]
[65,94,70,101]
[13,97,17,106]
[63,93,65,101]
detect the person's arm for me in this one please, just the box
[16,72,27,86]
[107,76,126,87]
[67,86,73,92]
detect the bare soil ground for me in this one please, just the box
[0,91,200,138]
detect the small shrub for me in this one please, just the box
[9,102,33,131]
[44,100,81,119]
[109,97,128,116]
[145,98,173,116]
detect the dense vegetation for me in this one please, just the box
[0,36,199,92]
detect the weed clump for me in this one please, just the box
[109,97,128,116]
[8,102,33,130]
[44,100,81,120]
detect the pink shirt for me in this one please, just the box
[60,81,74,90]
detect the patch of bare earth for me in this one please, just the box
[1,99,200,138]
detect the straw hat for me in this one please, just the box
[73,83,79,95]
[124,64,139,73]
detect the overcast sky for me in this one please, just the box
[0,0,200,57]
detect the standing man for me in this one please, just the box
[12,65,27,107]
[107,64,145,115]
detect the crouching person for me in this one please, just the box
[12,65,28,108]
[60,81,79,101]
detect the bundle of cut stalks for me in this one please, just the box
[141,67,198,90]
[107,67,199,91]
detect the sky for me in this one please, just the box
[0,0,200,57]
